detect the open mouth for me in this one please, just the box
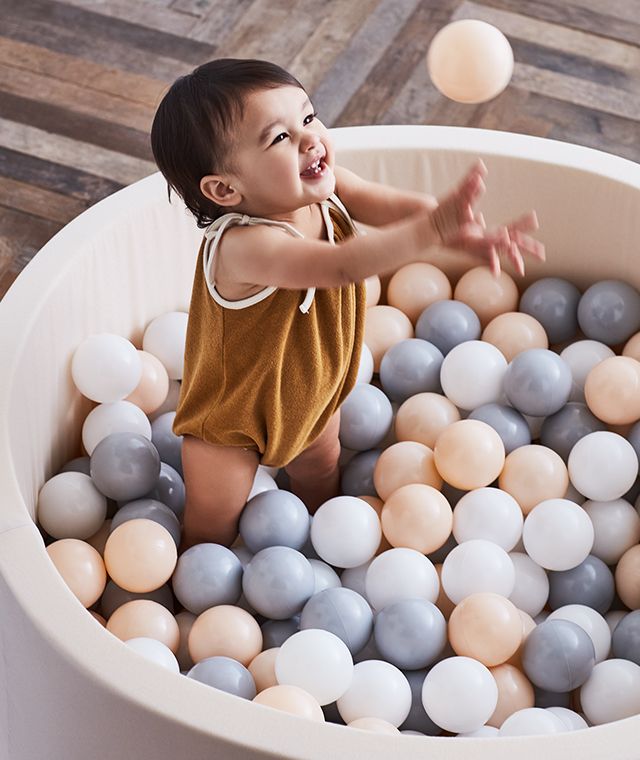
[300,156,327,179]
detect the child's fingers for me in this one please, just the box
[512,230,546,261]
[507,210,539,234]
[509,242,525,276]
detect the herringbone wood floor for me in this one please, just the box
[1,0,639,297]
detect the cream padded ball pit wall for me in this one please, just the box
[1,126,640,760]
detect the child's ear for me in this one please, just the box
[200,175,242,208]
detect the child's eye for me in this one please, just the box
[304,112,318,126]
[271,132,288,145]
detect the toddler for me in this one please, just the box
[150,58,544,550]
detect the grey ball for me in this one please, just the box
[242,546,315,620]
[504,349,572,417]
[468,403,531,454]
[59,456,91,476]
[400,669,441,735]
[172,543,243,614]
[111,498,181,547]
[339,384,393,451]
[519,277,581,345]
[374,599,447,670]
[143,462,185,520]
[187,656,256,699]
[627,421,640,463]
[522,619,596,692]
[540,402,607,462]
[611,610,640,666]
[415,300,481,355]
[379,339,443,402]
[151,411,183,475]
[239,490,310,553]
[533,687,573,709]
[261,616,300,648]
[340,449,382,497]
[100,579,174,620]
[548,555,615,614]
[300,587,373,655]
[577,280,640,346]
[90,432,160,502]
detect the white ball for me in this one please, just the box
[72,333,142,403]
[356,343,374,384]
[441,539,515,604]
[580,659,640,725]
[568,431,638,502]
[522,498,594,571]
[508,551,549,618]
[275,629,353,706]
[82,400,152,455]
[365,548,439,611]
[440,341,507,411]
[582,498,640,565]
[458,725,500,737]
[547,604,611,664]
[308,560,341,594]
[310,497,381,568]
[124,637,180,673]
[422,656,498,733]
[337,660,411,727]
[452,487,523,550]
[561,340,615,402]
[37,472,107,540]
[427,19,514,104]
[247,467,278,500]
[142,312,188,380]
[499,707,568,736]
[545,707,588,731]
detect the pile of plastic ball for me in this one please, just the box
[38,262,640,738]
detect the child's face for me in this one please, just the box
[203,85,335,217]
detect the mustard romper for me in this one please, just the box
[173,193,366,468]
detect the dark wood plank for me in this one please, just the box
[0,147,123,203]
[0,90,152,161]
[0,175,87,225]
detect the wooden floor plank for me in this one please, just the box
[0,147,122,204]
[0,175,87,225]
[311,0,425,127]
[0,37,168,108]
[0,62,155,133]
[1,0,640,293]
[0,118,156,186]
[0,91,152,161]
[60,0,200,36]
[454,1,640,71]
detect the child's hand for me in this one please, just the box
[430,160,546,276]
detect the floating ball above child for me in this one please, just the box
[427,19,514,104]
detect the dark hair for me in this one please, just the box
[150,59,305,228]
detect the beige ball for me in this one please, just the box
[46,538,107,608]
[427,19,514,104]
[364,305,413,371]
[434,419,505,490]
[106,599,179,653]
[381,483,452,554]
[395,392,461,448]
[253,685,324,722]
[499,444,569,515]
[387,263,451,324]
[373,441,442,500]
[188,604,262,665]
[454,266,519,327]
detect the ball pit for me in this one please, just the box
[3,126,640,759]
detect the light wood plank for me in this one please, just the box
[0,118,156,185]
[0,36,168,108]
[310,0,424,127]
[288,0,381,94]
[0,62,155,133]
[453,1,640,71]
[511,62,640,121]
[184,0,257,43]
[59,0,199,36]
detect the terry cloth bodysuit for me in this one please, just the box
[173,193,366,468]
